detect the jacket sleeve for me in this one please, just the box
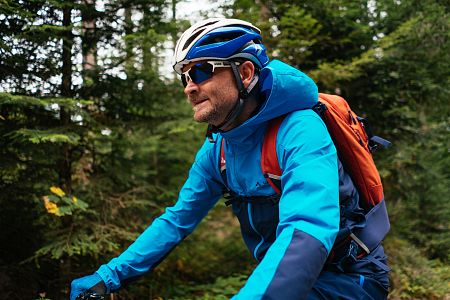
[233,111,340,300]
[96,139,224,293]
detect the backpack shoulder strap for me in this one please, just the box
[261,116,286,194]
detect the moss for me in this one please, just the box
[385,235,449,299]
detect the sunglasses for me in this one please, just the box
[181,61,239,87]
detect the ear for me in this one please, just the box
[240,61,255,89]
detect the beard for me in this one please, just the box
[192,101,221,124]
[190,89,237,126]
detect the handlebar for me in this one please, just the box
[76,291,105,300]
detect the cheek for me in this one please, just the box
[212,82,238,106]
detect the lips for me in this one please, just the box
[191,98,208,106]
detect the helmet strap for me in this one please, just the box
[230,61,249,99]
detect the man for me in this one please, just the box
[71,18,390,299]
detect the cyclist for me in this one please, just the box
[71,18,390,299]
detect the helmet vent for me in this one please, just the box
[198,32,245,46]
[183,29,206,51]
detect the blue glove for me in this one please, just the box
[70,272,106,300]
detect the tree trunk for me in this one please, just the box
[124,6,134,72]
[82,0,97,73]
[172,0,177,81]
[256,0,270,20]
[60,5,73,194]
[59,5,73,299]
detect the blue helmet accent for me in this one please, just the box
[186,26,269,68]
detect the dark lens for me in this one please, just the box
[181,74,188,87]
[189,62,214,84]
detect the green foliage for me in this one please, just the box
[1,1,197,298]
[274,6,322,66]
[7,128,81,144]
[387,117,450,261]
[43,188,89,216]
[228,0,377,70]
[171,274,249,300]
[0,93,93,108]
[386,236,450,299]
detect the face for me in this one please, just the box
[182,61,239,126]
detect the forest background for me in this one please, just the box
[0,0,448,299]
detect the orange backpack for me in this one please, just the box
[261,93,391,211]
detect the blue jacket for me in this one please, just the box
[97,60,340,298]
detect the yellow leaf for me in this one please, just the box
[43,196,61,216]
[0,115,5,120]
[72,196,78,204]
[50,186,65,197]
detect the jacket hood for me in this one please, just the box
[221,60,318,142]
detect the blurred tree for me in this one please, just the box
[0,0,203,298]
[0,1,89,297]
[226,0,377,71]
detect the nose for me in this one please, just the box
[184,79,199,96]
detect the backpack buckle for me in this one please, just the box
[350,233,370,255]
[346,240,359,263]
[344,237,369,265]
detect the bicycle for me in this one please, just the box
[76,291,105,300]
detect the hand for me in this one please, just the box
[70,273,106,300]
